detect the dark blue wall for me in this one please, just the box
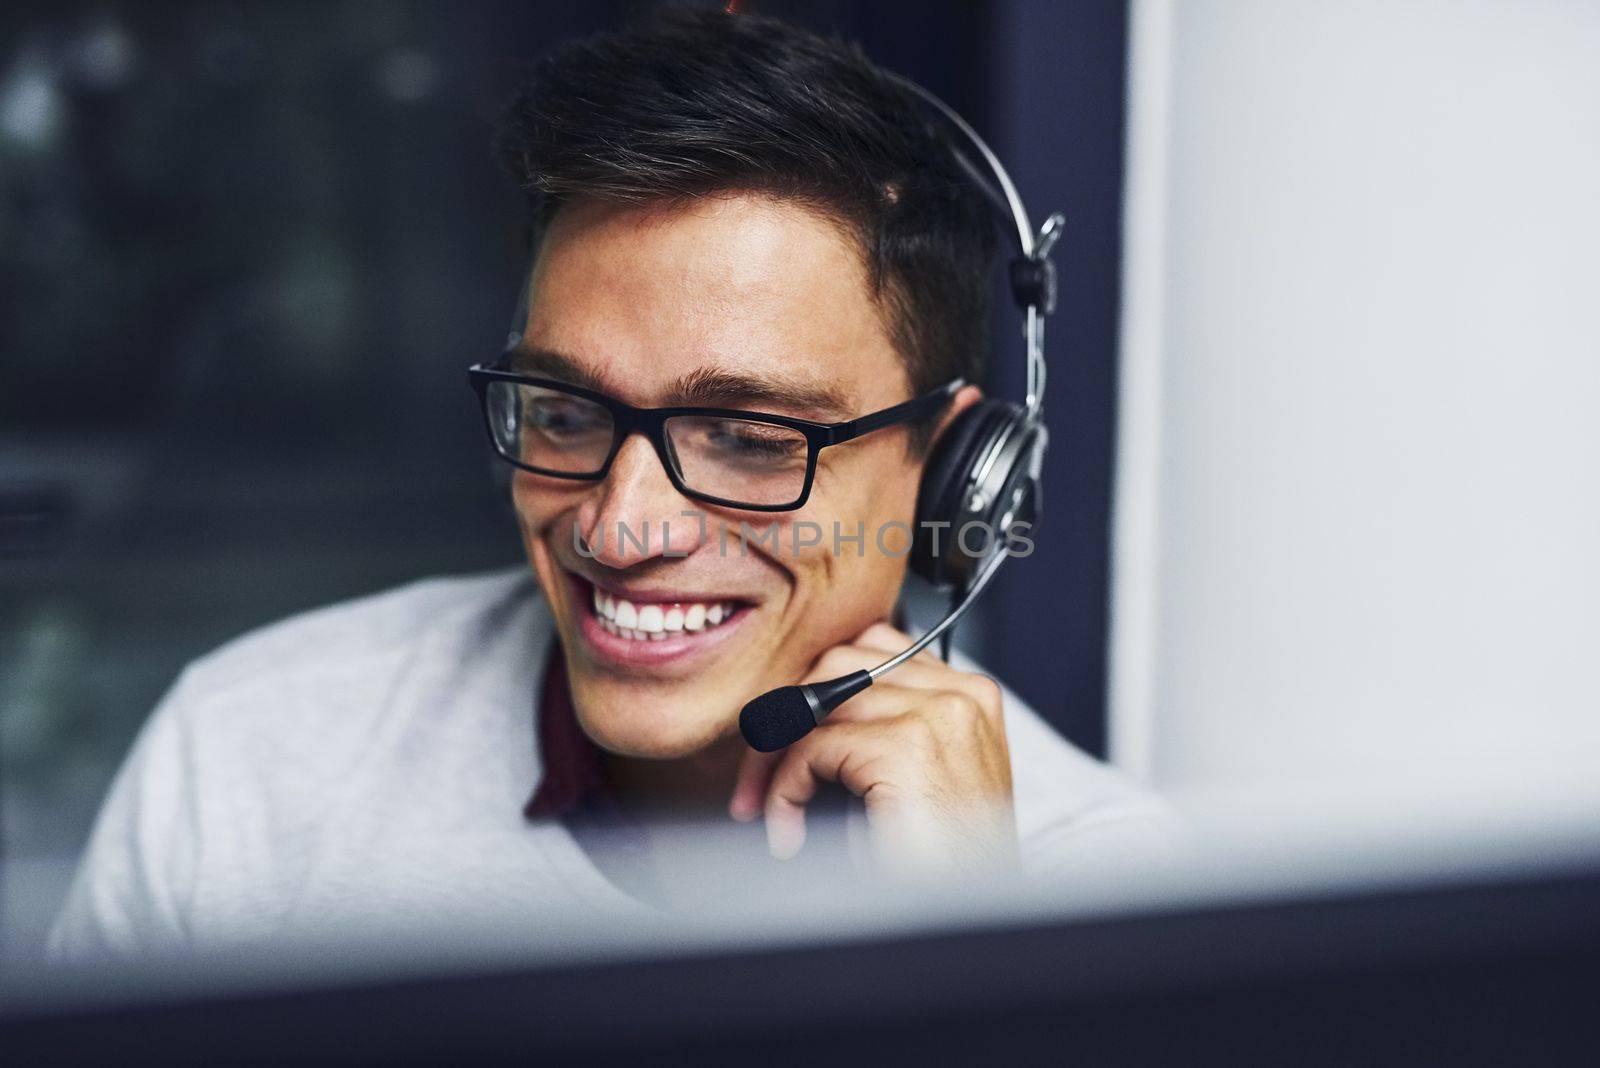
[986,1,1129,756]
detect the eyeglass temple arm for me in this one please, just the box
[835,379,967,442]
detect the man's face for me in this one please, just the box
[512,192,958,759]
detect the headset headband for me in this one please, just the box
[886,74,1064,417]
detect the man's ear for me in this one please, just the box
[925,383,985,455]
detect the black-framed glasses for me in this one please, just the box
[468,362,963,512]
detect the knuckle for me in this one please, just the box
[931,690,978,720]
[918,691,993,744]
[967,673,1003,710]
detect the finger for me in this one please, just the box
[808,645,1000,716]
[806,644,951,691]
[763,718,899,859]
[729,746,781,822]
[737,682,940,832]
[733,683,895,832]
[822,680,938,723]
[852,621,942,665]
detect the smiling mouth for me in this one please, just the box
[589,585,743,641]
[564,572,753,663]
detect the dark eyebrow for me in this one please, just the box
[666,366,853,421]
[504,347,856,421]
[503,347,610,393]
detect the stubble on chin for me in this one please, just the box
[570,683,742,762]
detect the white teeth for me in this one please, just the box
[590,588,740,641]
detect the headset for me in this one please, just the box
[738,75,1065,752]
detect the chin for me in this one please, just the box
[567,674,743,759]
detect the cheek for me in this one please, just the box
[509,473,536,523]
[511,471,550,523]
[811,450,922,540]
[786,455,923,603]
[512,472,584,535]
[511,475,592,592]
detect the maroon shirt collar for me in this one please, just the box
[523,643,615,820]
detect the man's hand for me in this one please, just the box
[728,622,1017,878]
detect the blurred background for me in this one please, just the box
[4,0,1600,979]
[0,0,1130,958]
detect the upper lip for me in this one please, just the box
[571,571,752,606]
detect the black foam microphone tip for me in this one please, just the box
[740,686,816,753]
[739,671,874,753]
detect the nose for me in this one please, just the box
[575,435,710,567]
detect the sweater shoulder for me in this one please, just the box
[177,567,535,698]
[947,652,1177,858]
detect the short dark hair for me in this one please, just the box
[495,8,998,449]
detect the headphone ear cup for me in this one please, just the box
[910,400,1016,586]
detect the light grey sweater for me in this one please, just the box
[48,569,1173,962]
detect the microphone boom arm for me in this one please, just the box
[868,546,1008,680]
[738,549,1011,752]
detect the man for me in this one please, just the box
[50,9,1170,960]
